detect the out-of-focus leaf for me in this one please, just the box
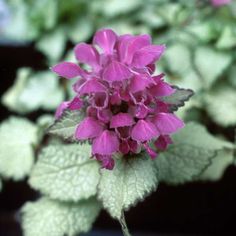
[199,149,234,181]
[68,18,93,44]
[216,25,236,49]
[93,0,142,17]
[228,65,236,88]
[194,46,232,88]
[0,117,39,180]
[205,83,236,127]
[164,43,192,76]
[2,68,64,114]
[21,197,101,236]
[36,28,66,63]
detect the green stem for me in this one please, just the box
[119,211,132,236]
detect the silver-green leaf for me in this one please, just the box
[98,154,158,219]
[21,197,101,236]
[47,110,84,141]
[29,143,100,202]
[155,122,234,184]
[0,117,39,180]
[161,86,194,111]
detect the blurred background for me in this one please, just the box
[0,0,236,235]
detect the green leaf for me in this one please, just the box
[216,26,236,49]
[48,110,84,141]
[2,68,64,114]
[199,149,234,181]
[205,84,236,127]
[36,28,66,63]
[21,197,101,236]
[29,143,100,202]
[0,117,39,180]
[228,65,236,88]
[94,0,142,17]
[68,18,93,44]
[161,86,194,111]
[155,122,233,184]
[98,154,158,219]
[194,46,232,88]
[164,43,192,76]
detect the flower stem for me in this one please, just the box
[119,211,132,236]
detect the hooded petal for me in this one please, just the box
[92,130,119,155]
[97,109,112,123]
[143,143,158,159]
[52,62,85,79]
[131,120,159,142]
[74,43,100,70]
[95,154,115,170]
[91,92,108,109]
[75,117,104,140]
[132,45,165,68]
[110,113,134,128]
[68,97,83,110]
[93,28,117,54]
[154,135,173,150]
[55,101,70,119]
[79,79,107,95]
[153,113,184,134]
[119,140,130,154]
[118,34,151,64]
[129,74,154,93]
[103,61,131,82]
[149,78,175,97]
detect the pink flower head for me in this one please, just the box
[52,28,184,169]
[211,0,231,6]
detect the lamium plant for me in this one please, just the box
[0,1,236,235]
[12,28,233,236]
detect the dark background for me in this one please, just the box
[0,45,236,236]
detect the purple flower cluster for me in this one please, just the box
[52,29,184,170]
[211,0,231,6]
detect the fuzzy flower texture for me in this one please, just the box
[52,29,184,170]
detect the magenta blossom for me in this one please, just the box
[211,0,231,6]
[52,29,184,170]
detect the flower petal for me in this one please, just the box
[55,101,70,119]
[79,79,107,95]
[129,74,154,93]
[119,140,130,154]
[154,135,173,150]
[103,61,131,82]
[75,117,104,140]
[93,28,117,54]
[118,34,151,64]
[95,154,115,170]
[91,92,108,109]
[74,43,100,70]
[132,45,165,68]
[131,120,159,142]
[110,113,134,128]
[153,113,184,134]
[92,130,119,155]
[143,143,158,159]
[149,78,175,97]
[68,97,83,110]
[52,62,85,79]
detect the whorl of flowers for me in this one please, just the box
[52,29,184,170]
